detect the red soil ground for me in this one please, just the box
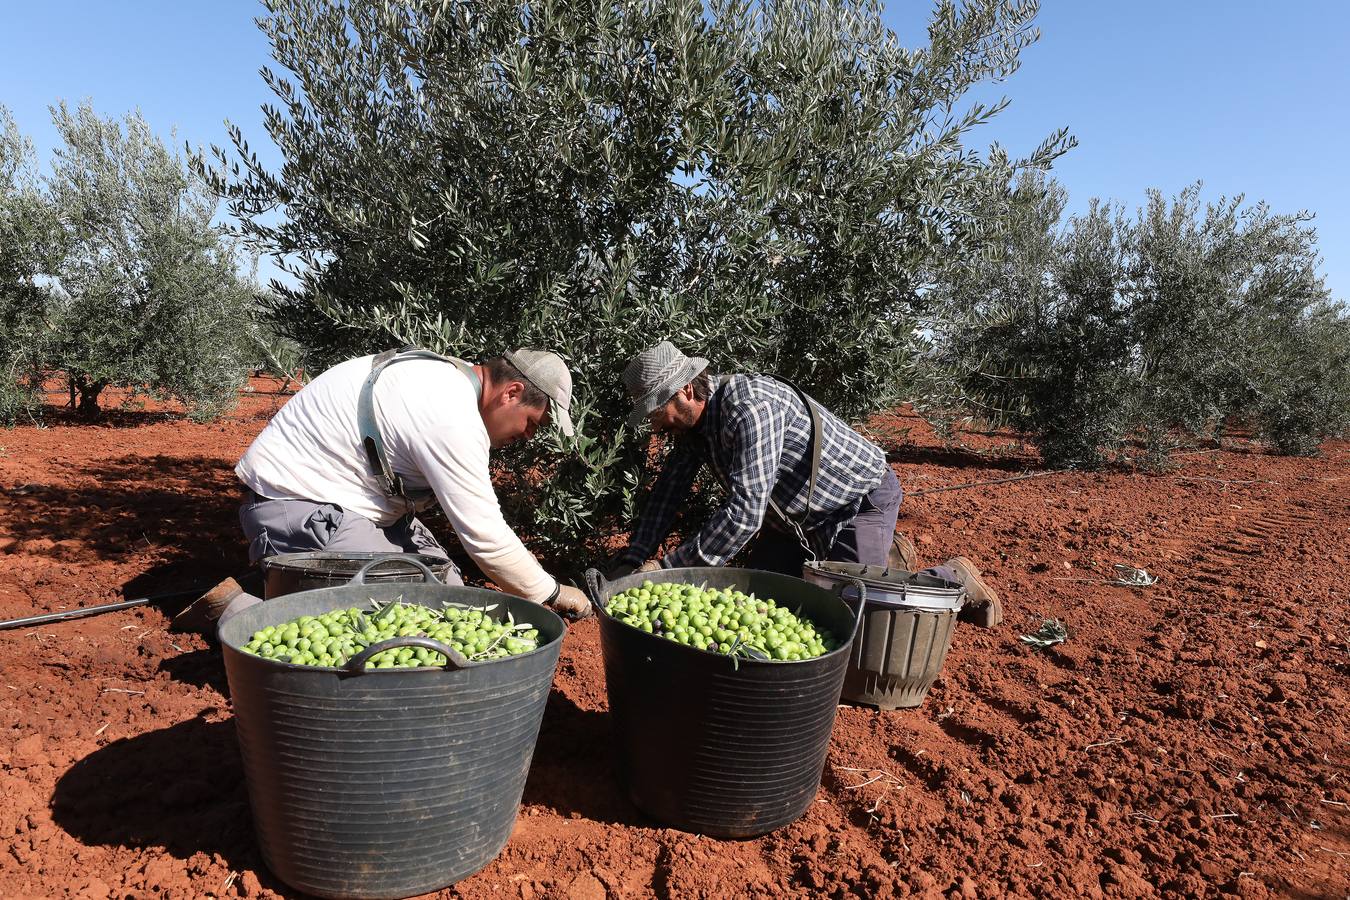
[0,380,1346,899]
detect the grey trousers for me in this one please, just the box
[742,468,962,584]
[745,467,902,574]
[238,492,462,584]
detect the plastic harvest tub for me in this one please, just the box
[218,559,565,899]
[584,566,863,837]
[260,551,458,599]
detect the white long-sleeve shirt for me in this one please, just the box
[235,354,556,602]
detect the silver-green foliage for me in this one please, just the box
[924,174,1135,466]
[1130,187,1350,457]
[929,175,1350,466]
[0,107,56,424]
[44,102,256,420]
[202,0,1071,558]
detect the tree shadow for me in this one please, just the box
[887,444,1036,473]
[2,454,250,580]
[36,403,186,428]
[51,712,282,888]
[522,688,649,827]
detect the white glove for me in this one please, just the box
[548,584,592,619]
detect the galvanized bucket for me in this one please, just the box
[804,562,965,710]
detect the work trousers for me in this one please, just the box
[745,466,902,573]
[237,490,463,585]
[743,468,959,583]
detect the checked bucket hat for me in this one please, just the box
[622,341,710,428]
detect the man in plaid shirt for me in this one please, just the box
[608,342,1002,625]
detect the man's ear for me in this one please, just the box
[502,380,525,404]
[679,382,696,401]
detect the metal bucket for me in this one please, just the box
[260,551,456,599]
[584,566,863,837]
[804,562,964,710]
[217,559,564,899]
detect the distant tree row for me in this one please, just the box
[6,0,1346,564]
[0,102,258,423]
[195,0,1347,561]
[921,173,1350,465]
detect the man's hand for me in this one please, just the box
[549,584,592,619]
[607,558,660,580]
[606,562,635,580]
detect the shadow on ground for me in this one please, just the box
[523,689,649,828]
[158,647,230,696]
[51,713,274,883]
[886,444,1035,473]
[1,455,248,579]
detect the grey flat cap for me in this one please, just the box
[622,341,709,428]
[504,348,575,437]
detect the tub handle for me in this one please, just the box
[344,636,471,673]
[583,568,608,617]
[838,578,867,642]
[351,555,441,585]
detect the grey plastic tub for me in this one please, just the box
[261,551,456,599]
[804,562,964,710]
[217,559,565,899]
[584,566,863,837]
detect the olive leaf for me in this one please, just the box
[1019,619,1069,650]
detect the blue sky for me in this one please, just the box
[2,1,1346,301]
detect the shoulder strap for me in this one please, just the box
[358,346,480,500]
[762,374,824,555]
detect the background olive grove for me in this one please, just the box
[3,0,1347,567]
[0,102,258,421]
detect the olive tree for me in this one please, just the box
[1130,186,1348,456]
[202,0,1072,558]
[45,102,256,419]
[930,176,1350,467]
[940,190,1136,469]
[0,107,57,424]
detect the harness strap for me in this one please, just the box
[763,374,824,560]
[358,346,481,504]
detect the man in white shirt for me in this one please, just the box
[229,347,590,616]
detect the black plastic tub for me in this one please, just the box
[217,560,565,899]
[584,567,863,838]
[261,551,457,599]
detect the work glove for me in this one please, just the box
[606,562,635,580]
[606,558,661,581]
[549,584,593,619]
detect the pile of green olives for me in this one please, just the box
[606,581,837,661]
[241,600,539,669]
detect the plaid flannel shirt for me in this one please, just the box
[618,374,887,568]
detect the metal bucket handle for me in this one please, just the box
[344,635,471,673]
[350,555,442,585]
[839,578,867,643]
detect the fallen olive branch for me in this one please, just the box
[1019,619,1069,649]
